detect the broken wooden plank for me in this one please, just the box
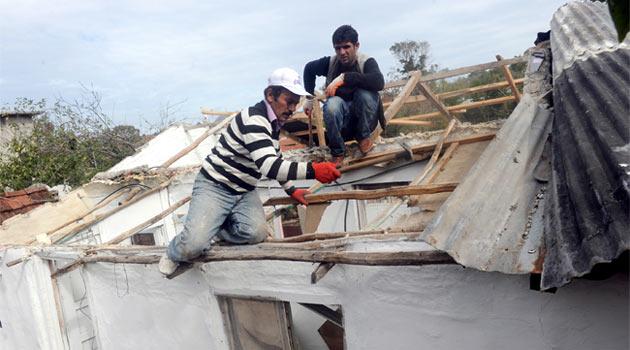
[416,81,455,121]
[263,183,458,206]
[311,262,335,284]
[496,54,522,103]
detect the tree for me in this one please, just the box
[388,40,438,79]
[0,92,144,190]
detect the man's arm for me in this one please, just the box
[342,58,385,92]
[303,57,331,94]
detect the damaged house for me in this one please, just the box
[0,2,628,349]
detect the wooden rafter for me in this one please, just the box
[416,82,455,121]
[263,183,458,206]
[385,56,526,89]
[382,78,524,108]
[496,55,521,103]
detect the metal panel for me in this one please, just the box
[542,48,630,289]
[550,0,630,78]
[420,94,551,274]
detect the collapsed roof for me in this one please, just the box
[0,1,627,291]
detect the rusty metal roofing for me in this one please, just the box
[541,3,630,289]
[419,94,551,274]
[550,1,629,78]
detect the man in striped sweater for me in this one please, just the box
[159,68,341,276]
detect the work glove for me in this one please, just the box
[312,162,341,183]
[290,189,310,206]
[325,74,345,97]
[303,98,314,117]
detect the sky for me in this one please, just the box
[0,0,568,129]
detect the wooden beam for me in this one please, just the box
[363,120,458,230]
[50,179,174,243]
[161,113,236,168]
[374,71,422,139]
[416,82,454,121]
[263,183,458,206]
[291,127,324,137]
[280,130,307,145]
[389,110,466,122]
[382,78,524,108]
[105,196,192,245]
[347,132,496,165]
[395,96,516,121]
[299,303,343,327]
[312,97,326,146]
[200,108,237,116]
[416,119,458,183]
[384,56,526,89]
[311,262,335,284]
[268,229,389,243]
[496,55,521,103]
[50,249,456,278]
[424,142,460,184]
[386,120,433,126]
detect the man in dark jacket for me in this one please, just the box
[303,25,385,165]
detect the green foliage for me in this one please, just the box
[0,94,144,190]
[607,0,629,42]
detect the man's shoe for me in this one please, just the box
[331,155,345,168]
[359,138,374,155]
[158,253,178,276]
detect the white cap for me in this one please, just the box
[268,67,311,96]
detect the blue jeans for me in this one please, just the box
[323,89,380,156]
[167,172,268,262]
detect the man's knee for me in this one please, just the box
[323,96,345,116]
[353,89,378,110]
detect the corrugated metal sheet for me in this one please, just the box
[550,0,629,79]
[542,48,630,289]
[420,94,552,274]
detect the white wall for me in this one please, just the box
[0,249,64,350]
[83,262,218,350]
[204,261,628,350]
[4,249,626,350]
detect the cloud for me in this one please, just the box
[0,0,568,127]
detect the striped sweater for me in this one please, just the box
[201,101,315,194]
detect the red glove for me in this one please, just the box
[312,162,341,183]
[291,189,310,206]
[325,74,345,97]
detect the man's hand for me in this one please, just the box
[290,189,310,206]
[325,74,345,97]
[312,162,342,183]
[303,98,313,117]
